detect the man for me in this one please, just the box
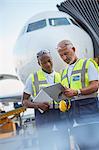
[22,50,69,150]
[57,40,99,149]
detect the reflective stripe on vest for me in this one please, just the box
[61,59,88,89]
[33,72,47,96]
[71,59,87,88]
[31,70,61,97]
[61,58,98,99]
[61,58,97,90]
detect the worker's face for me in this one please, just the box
[38,54,53,73]
[57,45,76,64]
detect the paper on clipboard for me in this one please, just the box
[33,89,53,103]
[43,83,65,101]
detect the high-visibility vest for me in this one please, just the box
[61,58,98,100]
[31,69,61,97]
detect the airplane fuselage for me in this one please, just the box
[13,11,94,83]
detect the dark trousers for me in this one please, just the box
[70,97,99,150]
[71,97,99,123]
[34,97,99,150]
[35,109,70,150]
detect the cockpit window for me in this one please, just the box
[27,19,46,32]
[49,18,70,26]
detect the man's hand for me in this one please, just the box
[63,88,78,98]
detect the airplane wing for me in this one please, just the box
[0,94,22,103]
[0,74,24,103]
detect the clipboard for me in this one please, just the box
[33,83,65,113]
[43,83,65,101]
[33,83,65,102]
[33,89,53,103]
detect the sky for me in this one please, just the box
[0,0,63,75]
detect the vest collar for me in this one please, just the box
[68,58,80,67]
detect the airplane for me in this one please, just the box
[0,74,24,103]
[1,10,98,149]
[13,11,94,84]
[12,10,99,150]
[0,74,34,118]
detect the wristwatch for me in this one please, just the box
[77,89,81,96]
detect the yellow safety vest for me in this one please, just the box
[31,69,61,97]
[61,58,98,90]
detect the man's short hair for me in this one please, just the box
[36,50,50,59]
[57,40,74,50]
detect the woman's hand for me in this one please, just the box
[37,102,50,111]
